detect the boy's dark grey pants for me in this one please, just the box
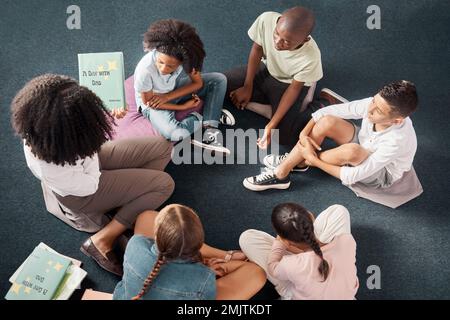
[224,63,320,146]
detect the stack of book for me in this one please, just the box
[5,243,87,300]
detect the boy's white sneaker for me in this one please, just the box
[219,108,235,126]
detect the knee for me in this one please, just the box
[247,262,267,286]
[239,229,260,252]
[158,172,175,198]
[154,137,173,156]
[316,115,338,133]
[205,72,227,88]
[327,204,350,220]
[213,72,227,85]
[341,143,368,165]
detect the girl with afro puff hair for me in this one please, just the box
[11,74,175,276]
[135,19,235,154]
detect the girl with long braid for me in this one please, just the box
[113,204,266,300]
[239,203,359,300]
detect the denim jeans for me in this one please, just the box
[141,72,227,141]
[113,235,216,300]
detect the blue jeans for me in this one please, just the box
[142,72,227,141]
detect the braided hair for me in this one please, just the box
[132,204,204,300]
[143,19,206,73]
[11,74,114,166]
[271,203,330,281]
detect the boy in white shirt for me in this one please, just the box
[243,80,419,192]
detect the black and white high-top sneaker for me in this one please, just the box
[263,153,309,172]
[219,108,236,126]
[243,169,291,191]
[191,127,230,154]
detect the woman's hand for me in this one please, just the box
[111,106,128,119]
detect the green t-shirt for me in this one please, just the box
[248,11,323,86]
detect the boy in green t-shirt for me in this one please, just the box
[225,7,323,147]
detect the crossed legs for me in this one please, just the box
[134,211,266,300]
[275,115,371,179]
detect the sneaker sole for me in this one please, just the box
[191,139,231,155]
[221,109,236,126]
[243,178,291,191]
[321,88,349,104]
[263,157,309,173]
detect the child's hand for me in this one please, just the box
[257,127,271,149]
[297,137,320,165]
[148,93,170,109]
[209,262,228,277]
[182,97,202,110]
[230,85,252,110]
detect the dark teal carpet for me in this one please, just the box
[1,0,449,300]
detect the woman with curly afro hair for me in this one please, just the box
[134,19,235,154]
[11,74,175,276]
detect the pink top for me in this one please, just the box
[268,234,359,300]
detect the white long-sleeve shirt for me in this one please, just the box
[23,143,101,197]
[311,98,417,186]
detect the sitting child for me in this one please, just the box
[113,204,266,300]
[135,19,235,153]
[239,203,359,300]
[225,6,323,147]
[243,81,419,193]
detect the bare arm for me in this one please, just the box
[300,118,317,139]
[310,157,342,179]
[144,70,203,110]
[267,80,304,130]
[230,43,264,109]
[165,69,203,101]
[244,42,264,88]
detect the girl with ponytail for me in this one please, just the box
[239,204,359,300]
[113,204,266,300]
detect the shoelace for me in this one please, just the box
[205,130,220,142]
[274,153,289,165]
[254,170,275,183]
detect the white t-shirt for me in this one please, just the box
[134,49,183,107]
[23,143,101,197]
[312,98,418,186]
[248,11,323,86]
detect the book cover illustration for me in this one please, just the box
[5,247,71,300]
[78,52,126,112]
